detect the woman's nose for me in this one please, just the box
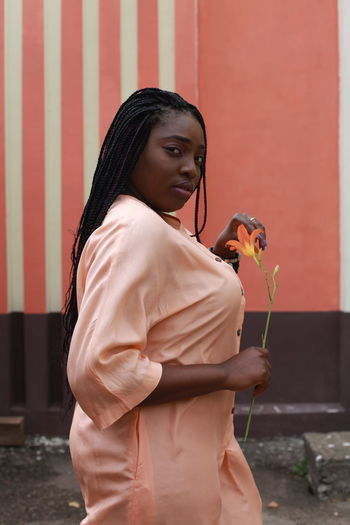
[180,157,198,179]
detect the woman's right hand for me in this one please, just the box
[142,346,271,407]
[221,346,271,396]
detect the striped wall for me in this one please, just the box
[0,0,349,315]
[0,0,197,313]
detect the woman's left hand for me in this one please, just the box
[212,212,266,259]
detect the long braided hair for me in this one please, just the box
[62,88,208,407]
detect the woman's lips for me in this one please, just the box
[171,185,193,199]
[172,181,194,199]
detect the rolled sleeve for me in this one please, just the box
[67,210,165,429]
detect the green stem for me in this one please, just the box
[262,266,272,302]
[261,265,278,348]
[243,263,278,440]
[243,395,255,442]
[262,302,273,348]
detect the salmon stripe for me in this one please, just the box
[61,0,84,307]
[23,0,46,312]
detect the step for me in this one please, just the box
[0,416,25,446]
[303,431,350,500]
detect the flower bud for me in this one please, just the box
[272,265,279,277]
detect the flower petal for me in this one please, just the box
[237,224,250,245]
[250,228,263,246]
[225,240,243,252]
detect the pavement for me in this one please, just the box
[0,435,349,524]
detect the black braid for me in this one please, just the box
[62,88,208,411]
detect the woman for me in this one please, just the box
[65,88,271,524]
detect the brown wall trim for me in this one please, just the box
[0,315,11,413]
[340,312,350,409]
[237,311,341,403]
[0,311,349,436]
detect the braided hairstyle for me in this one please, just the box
[62,88,208,406]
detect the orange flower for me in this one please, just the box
[225,224,262,261]
[225,222,279,441]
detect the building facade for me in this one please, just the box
[0,0,349,436]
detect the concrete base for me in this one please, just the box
[0,416,25,446]
[303,431,350,500]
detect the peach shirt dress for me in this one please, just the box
[68,195,262,525]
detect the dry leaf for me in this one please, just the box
[68,500,81,509]
[267,501,279,509]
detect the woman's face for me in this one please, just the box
[129,111,205,212]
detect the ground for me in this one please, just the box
[0,436,349,524]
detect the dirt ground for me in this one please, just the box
[0,436,349,524]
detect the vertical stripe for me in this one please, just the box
[175,0,198,104]
[4,0,23,311]
[44,0,62,312]
[175,0,198,229]
[0,0,7,312]
[23,0,45,312]
[157,0,174,91]
[120,0,137,101]
[138,0,158,88]
[339,0,350,313]
[99,0,120,143]
[82,0,99,200]
[61,0,84,305]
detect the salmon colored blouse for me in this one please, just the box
[68,195,262,525]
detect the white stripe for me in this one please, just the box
[158,0,175,91]
[339,0,350,312]
[120,0,138,101]
[4,0,23,311]
[83,0,99,201]
[44,0,62,312]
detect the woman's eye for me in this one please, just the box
[164,146,181,155]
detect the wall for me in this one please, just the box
[0,0,349,436]
[181,0,340,312]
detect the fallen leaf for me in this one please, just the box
[68,500,81,509]
[267,501,279,509]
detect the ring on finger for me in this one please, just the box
[249,217,256,222]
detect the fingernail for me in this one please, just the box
[257,233,267,248]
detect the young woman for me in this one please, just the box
[65,88,271,524]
